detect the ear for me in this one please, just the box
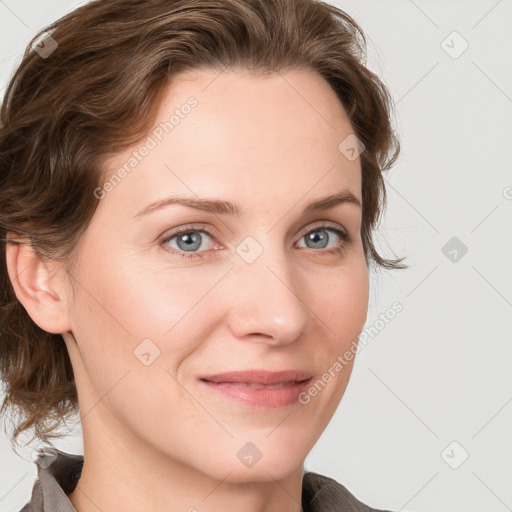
[5,236,73,334]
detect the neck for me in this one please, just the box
[68,405,305,512]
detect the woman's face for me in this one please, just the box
[61,67,368,481]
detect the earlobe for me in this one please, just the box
[5,236,72,334]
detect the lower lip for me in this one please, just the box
[199,379,312,408]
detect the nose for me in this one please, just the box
[225,242,312,347]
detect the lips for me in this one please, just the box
[198,370,313,408]
[199,369,313,387]
[213,381,296,389]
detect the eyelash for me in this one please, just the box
[159,223,351,260]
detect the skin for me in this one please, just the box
[7,67,369,512]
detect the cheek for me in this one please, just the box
[311,254,369,403]
[68,253,227,392]
[320,254,369,346]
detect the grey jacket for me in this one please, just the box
[20,449,394,512]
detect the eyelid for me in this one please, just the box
[162,223,216,237]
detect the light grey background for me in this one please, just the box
[1,1,511,511]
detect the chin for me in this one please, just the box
[215,441,307,483]
[220,458,304,484]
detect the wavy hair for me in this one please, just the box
[0,0,406,445]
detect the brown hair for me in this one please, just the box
[0,0,406,445]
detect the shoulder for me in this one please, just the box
[302,470,396,512]
[18,448,83,512]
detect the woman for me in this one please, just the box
[0,0,407,511]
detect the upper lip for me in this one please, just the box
[199,370,313,385]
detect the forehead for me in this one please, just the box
[99,67,362,214]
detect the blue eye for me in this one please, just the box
[160,224,216,259]
[296,226,348,251]
[160,223,350,260]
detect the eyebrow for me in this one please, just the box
[132,189,361,219]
